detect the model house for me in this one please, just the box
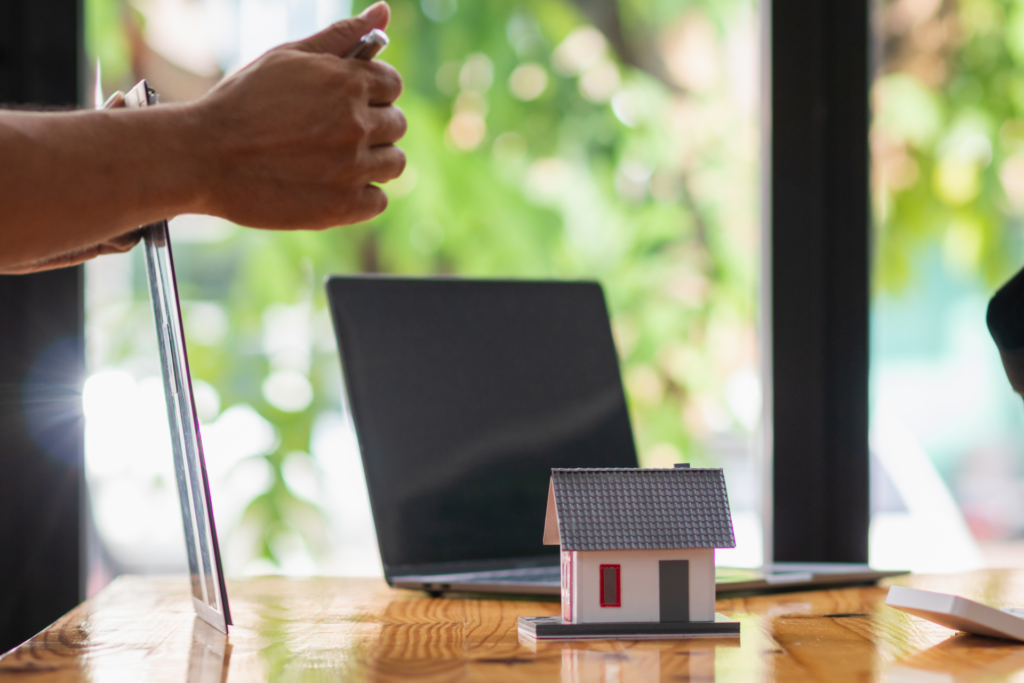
[520,465,740,639]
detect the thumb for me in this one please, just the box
[293,2,390,56]
[101,91,125,109]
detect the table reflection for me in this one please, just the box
[561,647,713,682]
[514,631,743,682]
[888,634,1024,683]
[187,617,231,683]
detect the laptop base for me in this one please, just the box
[392,563,908,598]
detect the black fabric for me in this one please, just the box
[988,267,1024,399]
[988,267,1024,352]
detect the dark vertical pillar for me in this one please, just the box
[0,0,85,653]
[768,0,871,562]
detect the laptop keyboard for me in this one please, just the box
[411,566,561,585]
[479,568,560,584]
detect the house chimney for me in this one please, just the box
[674,463,690,468]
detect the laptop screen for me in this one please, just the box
[326,277,638,574]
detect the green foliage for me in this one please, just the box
[85,0,133,95]
[876,0,1024,292]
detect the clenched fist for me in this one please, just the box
[0,2,407,272]
[193,1,406,229]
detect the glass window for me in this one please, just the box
[84,0,762,589]
[871,0,1024,571]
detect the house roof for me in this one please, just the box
[543,467,736,551]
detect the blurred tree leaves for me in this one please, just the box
[876,0,1024,293]
[86,0,132,91]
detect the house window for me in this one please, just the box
[600,564,621,607]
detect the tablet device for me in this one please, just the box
[125,80,232,634]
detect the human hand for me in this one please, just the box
[189,1,406,230]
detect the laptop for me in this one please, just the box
[325,276,906,596]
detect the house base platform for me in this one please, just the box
[517,613,741,640]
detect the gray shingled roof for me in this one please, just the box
[550,468,736,551]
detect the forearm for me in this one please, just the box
[0,106,210,267]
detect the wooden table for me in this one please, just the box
[3,571,1024,681]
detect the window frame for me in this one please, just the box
[764,0,871,563]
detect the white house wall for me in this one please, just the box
[570,548,715,624]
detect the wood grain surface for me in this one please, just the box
[2,571,1024,681]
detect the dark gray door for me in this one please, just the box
[659,560,690,622]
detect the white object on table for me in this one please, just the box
[886,586,1024,642]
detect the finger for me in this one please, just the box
[367,105,407,146]
[326,185,389,226]
[356,184,389,221]
[362,61,403,105]
[364,145,406,183]
[293,2,389,57]
[3,246,102,274]
[51,247,102,266]
[102,92,125,110]
[99,230,144,253]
